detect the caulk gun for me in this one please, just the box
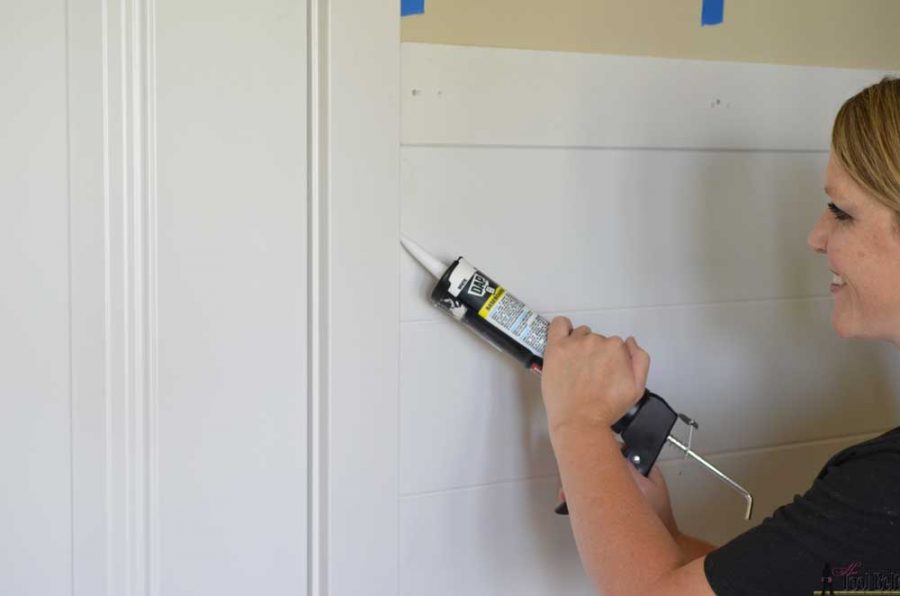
[401,236,753,520]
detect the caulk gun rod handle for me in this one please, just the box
[666,435,754,521]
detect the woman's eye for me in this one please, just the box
[828,202,851,221]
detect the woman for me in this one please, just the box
[541,77,900,595]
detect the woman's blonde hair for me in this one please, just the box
[832,77,900,224]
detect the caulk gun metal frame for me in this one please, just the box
[401,236,752,520]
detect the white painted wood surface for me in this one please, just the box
[401,147,831,321]
[1,3,71,595]
[402,43,894,150]
[318,1,400,595]
[3,1,310,595]
[155,2,308,594]
[396,43,900,593]
[68,0,111,592]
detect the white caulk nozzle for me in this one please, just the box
[400,235,447,279]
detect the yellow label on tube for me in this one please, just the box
[478,287,506,318]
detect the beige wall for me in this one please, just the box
[401,0,900,70]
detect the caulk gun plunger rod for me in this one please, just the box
[666,434,754,521]
[400,236,448,279]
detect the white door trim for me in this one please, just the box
[307,0,327,593]
[308,1,400,594]
[69,0,159,594]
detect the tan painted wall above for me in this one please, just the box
[401,0,900,70]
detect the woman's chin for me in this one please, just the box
[831,312,856,338]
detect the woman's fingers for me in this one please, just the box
[625,336,650,391]
[543,323,651,430]
[547,317,594,341]
[547,316,574,344]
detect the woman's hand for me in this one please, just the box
[541,316,650,436]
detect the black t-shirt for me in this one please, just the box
[704,427,900,595]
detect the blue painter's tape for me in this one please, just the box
[701,0,724,26]
[401,0,424,16]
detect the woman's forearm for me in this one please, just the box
[551,424,685,595]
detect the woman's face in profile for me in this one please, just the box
[808,154,900,345]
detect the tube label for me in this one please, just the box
[447,259,478,297]
[477,285,548,357]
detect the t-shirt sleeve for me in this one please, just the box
[703,445,900,595]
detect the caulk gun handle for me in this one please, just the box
[555,389,677,516]
[612,392,647,434]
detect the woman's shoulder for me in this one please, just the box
[869,425,900,443]
[810,426,900,518]
[818,425,900,475]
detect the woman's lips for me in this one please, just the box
[831,272,845,294]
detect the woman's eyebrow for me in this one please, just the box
[823,186,850,205]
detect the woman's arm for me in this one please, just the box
[552,426,716,595]
[675,532,717,562]
[569,459,718,564]
[627,463,718,564]
[542,317,717,595]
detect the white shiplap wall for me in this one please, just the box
[399,43,900,595]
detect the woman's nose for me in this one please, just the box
[807,212,829,254]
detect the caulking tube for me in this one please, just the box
[402,236,753,520]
